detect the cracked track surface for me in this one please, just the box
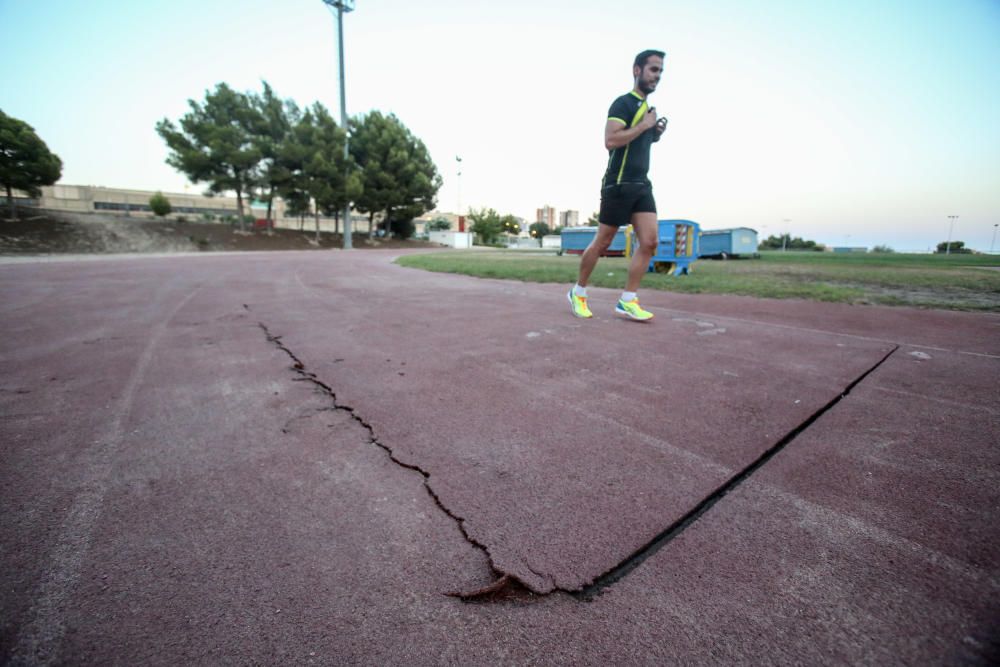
[2,249,998,665]
[250,257,899,595]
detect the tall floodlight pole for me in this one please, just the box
[322,0,355,249]
[946,215,958,255]
[992,223,998,254]
[456,156,463,217]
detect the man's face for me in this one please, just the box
[634,55,664,95]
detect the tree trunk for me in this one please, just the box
[368,212,375,237]
[265,186,275,236]
[6,184,16,221]
[236,190,246,232]
[334,210,340,235]
[314,205,320,244]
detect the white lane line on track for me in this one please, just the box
[661,307,1000,360]
[9,284,203,667]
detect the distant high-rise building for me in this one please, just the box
[536,205,556,228]
[560,210,579,228]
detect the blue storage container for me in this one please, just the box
[560,226,627,256]
[625,219,700,276]
[698,227,758,258]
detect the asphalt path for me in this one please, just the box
[1,249,998,665]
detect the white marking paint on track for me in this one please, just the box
[666,308,1000,359]
[10,284,203,666]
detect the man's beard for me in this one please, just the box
[638,80,656,94]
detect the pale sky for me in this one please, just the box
[2,0,999,251]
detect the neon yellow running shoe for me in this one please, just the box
[567,289,593,318]
[615,298,654,321]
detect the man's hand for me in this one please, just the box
[604,106,663,149]
[639,107,658,131]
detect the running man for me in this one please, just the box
[568,49,668,321]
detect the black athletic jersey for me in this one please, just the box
[602,91,657,187]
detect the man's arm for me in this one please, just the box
[604,107,657,150]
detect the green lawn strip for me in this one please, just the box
[396,251,1000,310]
[757,250,1000,269]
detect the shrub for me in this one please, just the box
[871,245,895,254]
[935,240,972,254]
[529,222,551,238]
[149,191,172,217]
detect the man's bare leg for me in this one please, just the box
[576,223,621,287]
[625,212,658,292]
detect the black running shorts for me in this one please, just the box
[599,181,656,227]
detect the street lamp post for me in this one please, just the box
[991,223,998,254]
[322,0,355,249]
[456,156,462,217]
[946,215,958,255]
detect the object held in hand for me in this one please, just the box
[656,117,668,130]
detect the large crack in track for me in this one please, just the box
[256,313,898,602]
[574,344,899,599]
[256,321,520,599]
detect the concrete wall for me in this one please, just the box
[428,231,473,248]
[22,184,369,231]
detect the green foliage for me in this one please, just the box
[283,191,312,219]
[0,110,63,219]
[149,191,172,217]
[426,217,451,231]
[871,244,895,254]
[586,211,600,225]
[350,111,441,238]
[158,81,442,241]
[270,100,361,237]
[467,207,504,245]
[935,240,972,254]
[529,221,551,238]
[274,107,318,222]
[305,104,361,223]
[758,233,824,251]
[156,83,263,230]
[501,215,521,236]
[249,81,300,222]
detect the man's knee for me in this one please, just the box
[586,238,610,256]
[636,236,657,254]
[591,228,619,252]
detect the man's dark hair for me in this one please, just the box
[634,49,666,69]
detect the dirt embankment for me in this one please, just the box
[0,210,435,255]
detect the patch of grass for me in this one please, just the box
[397,250,1000,311]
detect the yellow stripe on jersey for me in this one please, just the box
[617,99,648,184]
